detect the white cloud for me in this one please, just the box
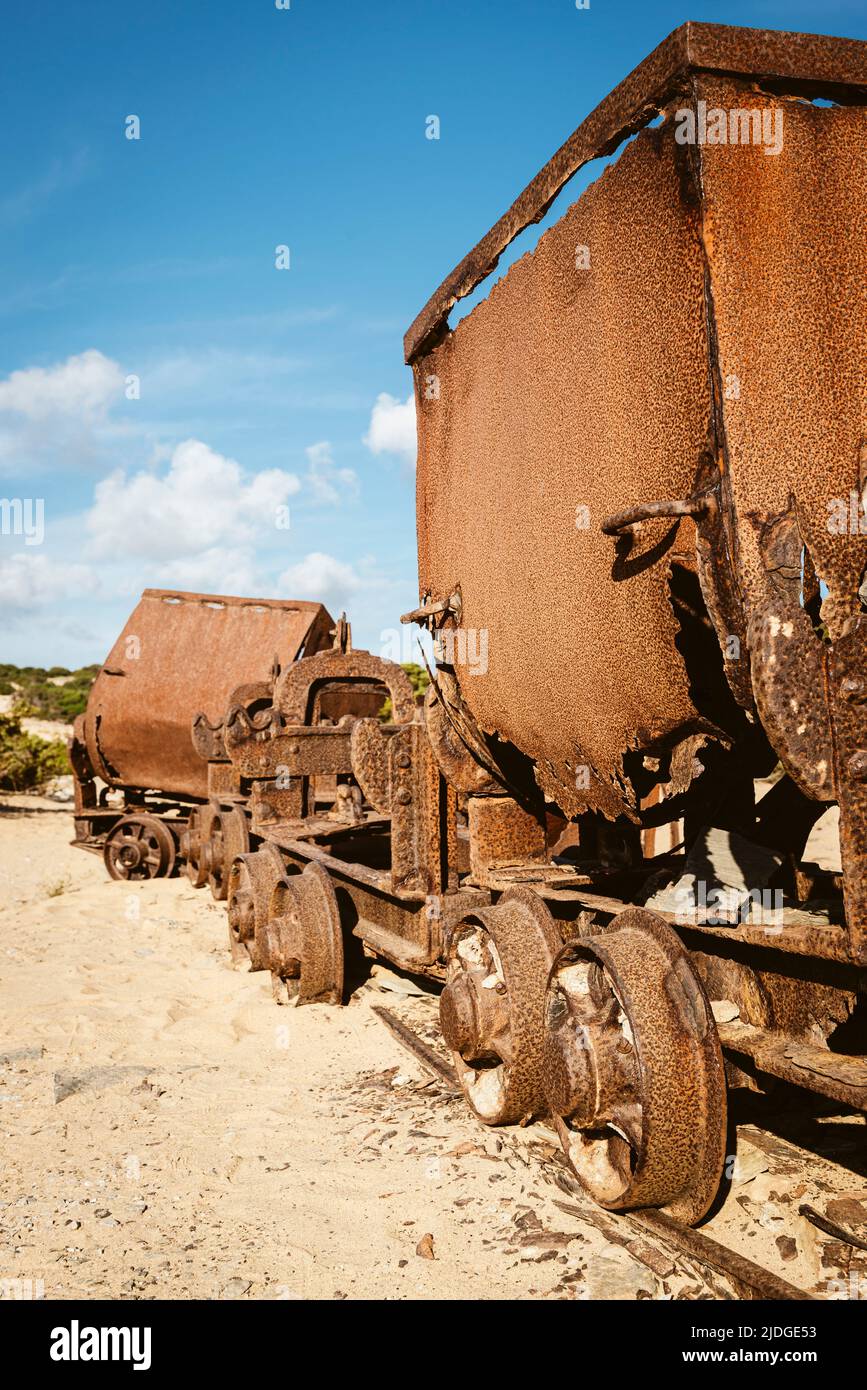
[305,440,359,505]
[157,546,259,595]
[0,553,99,612]
[0,349,127,476]
[86,438,300,561]
[277,551,360,614]
[0,349,123,421]
[364,392,416,464]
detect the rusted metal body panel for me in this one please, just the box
[83,589,334,800]
[692,80,867,958]
[414,123,713,823]
[408,24,867,967]
[404,22,867,361]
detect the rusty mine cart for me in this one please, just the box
[72,24,867,1227]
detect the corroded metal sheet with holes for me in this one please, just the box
[83,589,334,800]
[413,123,713,823]
[405,22,867,362]
[408,25,867,967]
[694,80,867,959]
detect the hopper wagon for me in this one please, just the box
[75,23,867,1227]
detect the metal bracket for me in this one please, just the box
[601,490,717,537]
[400,589,462,629]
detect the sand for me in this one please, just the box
[0,795,864,1301]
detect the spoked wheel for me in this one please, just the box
[259,861,344,1006]
[199,803,249,901]
[200,805,227,900]
[543,908,727,1225]
[226,844,284,971]
[218,805,249,900]
[103,814,175,881]
[181,806,208,889]
[439,886,561,1125]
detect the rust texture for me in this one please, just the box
[716,1020,867,1111]
[694,77,867,957]
[273,647,416,726]
[260,861,344,1006]
[410,28,867,966]
[545,910,727,1224]
[414,122,713,822]
[440,887,563,1124]
[405,22,867,363]
[83,589,333,800]
[389,721,458,897]
[466,795,548,887]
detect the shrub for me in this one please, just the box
[379,662,430,721]
[0,663,99,722]
[0,712,70,791]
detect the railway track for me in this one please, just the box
[371,1002,867,1302]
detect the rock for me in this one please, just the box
[0,1045,43,1066]
[794,1210,825,1284]
[220,1278,252,1299]
[53,1065,151,1104]
[416,1233,435,1260]
[711,999,740,1024]
[43,775,74,803]
[731,1147,770,1185]
[519,1234,580,1260]
[646,827,784,924]
[576,1250,657,1300]
[803,807,841,874]
[447,1141,487,1158]
[369,966,427,997]
[825,1195,867,1229]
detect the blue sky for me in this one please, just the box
[1,0,864,666]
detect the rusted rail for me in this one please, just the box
[371,1005,460,1090]
[799,1204,867,1255]
[633,1209,813,1301]
[372,1003,819,1300]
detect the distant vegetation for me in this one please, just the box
[0,709,70,791]
[402,662,430,701]
[379,662,430,720]
[0,664,99,723]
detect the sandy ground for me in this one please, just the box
[1,797,865,1302]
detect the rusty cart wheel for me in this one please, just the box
[103,814,175,881]
[200,805,227,900]
[543,908,727,1225]
[200,802,248,901]
[439,886,562,1125]
[181,806,208,889]
[219,804,249,895]
[259,861,344,1006]
[227,843,284,971]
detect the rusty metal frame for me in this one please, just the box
[404,22,867,362]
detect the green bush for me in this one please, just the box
[379,661,430,721]
[0,663,99,722]
[0,712,70,791]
